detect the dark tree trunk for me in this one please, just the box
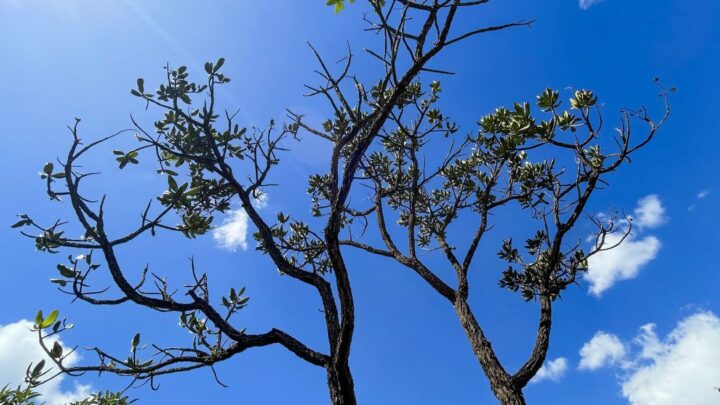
[493,386,527,405]
[454,300,526,405]
[327,361,357,405]
[323,232,357,405]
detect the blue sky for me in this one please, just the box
[0,0,719,404]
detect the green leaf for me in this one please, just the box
[57,264,76,278]
[131,333,140,349]
[327,0,356,12]
[215,58,225,72]
[50,278,68,287]
[185,186,203,196]
[157,169,178,176]
[11,219,30,228]
[136,78,145,94]
[32,360,46,377]
[42,162,54,175]
[35,310,43,328]
[167,175,178,191]
[50,341,63,359]
[41,310,59,329]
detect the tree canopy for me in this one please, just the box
[8,1,672,404]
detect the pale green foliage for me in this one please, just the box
[326,0,385,13]
[0,385,133,405]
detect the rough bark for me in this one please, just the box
[327,361,357,405]
[512,297,552,389]
[454,300,526,405]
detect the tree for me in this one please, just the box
[11,1,670,404]
[340,85,670,403]
[11,2,537,404]
[326,4,670,403]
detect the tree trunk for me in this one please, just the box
[493,385,527,405]
[454,300,526,405]
[327,361,357,405]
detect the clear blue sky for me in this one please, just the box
[0,1,718,404]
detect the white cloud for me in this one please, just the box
[578,331,627,370]
[213,209,250,251]
[586,195,665,296]
[252,191,268,209]
[0,320,91,405]
[632,195,666,229]
[586,233,661,296]
[212,194,269,252]
[578,311,720,404]
[579,0,605,10]
[633,324,664,361]
[530,357,568,383]
[622,312,720,404]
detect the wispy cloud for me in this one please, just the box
[689,189,710,212]
[579,0,605,10]
[578,0,605,10]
